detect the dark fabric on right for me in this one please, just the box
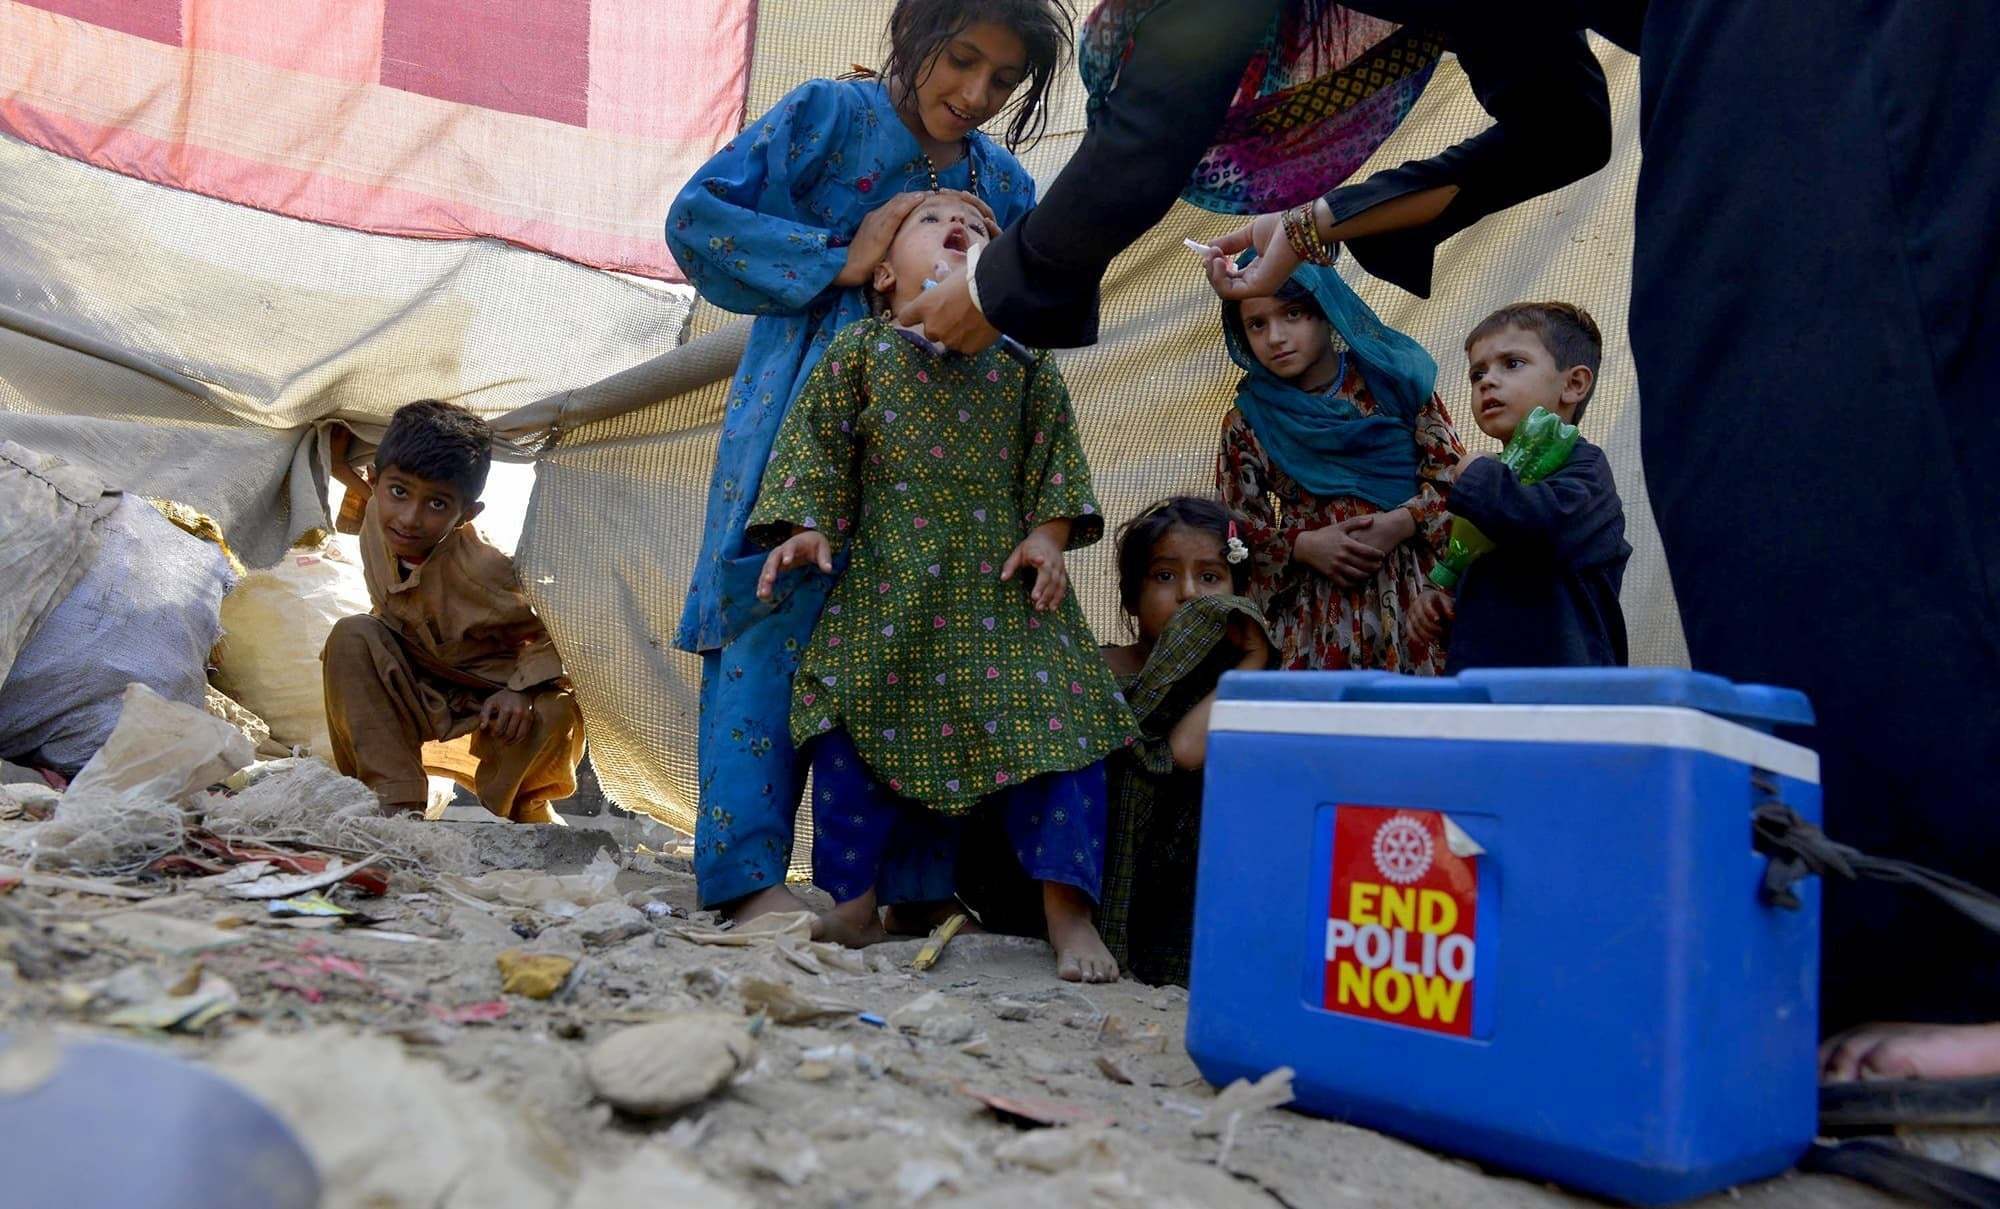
[1629,0,2000,1031]
[1443,441,1629,673]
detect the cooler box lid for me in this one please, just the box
[1215,669,1813,734]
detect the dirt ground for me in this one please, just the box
[0,806,1906,1209]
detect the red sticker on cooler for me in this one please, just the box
[1323,806,1478,1036]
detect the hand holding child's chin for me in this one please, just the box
[897,271,1000,354]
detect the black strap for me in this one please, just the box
[1822,1075,2000,1129]
[1802,1139,2000,1208]
[1753,803,2000,936]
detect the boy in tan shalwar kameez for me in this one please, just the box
[321,401,583,823]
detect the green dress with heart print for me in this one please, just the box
[746,316,1137,811]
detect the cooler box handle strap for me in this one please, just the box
[1753,804,2000,936]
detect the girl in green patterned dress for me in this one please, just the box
[751,195,1135,982]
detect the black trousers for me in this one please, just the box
[1631,0,2000,1030]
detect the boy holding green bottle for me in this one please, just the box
[1409,302,1630,672]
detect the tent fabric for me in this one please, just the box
[0,132,693,568]
[0,0,1683,850]
[0,0,754,281]
[517,7,1683,849]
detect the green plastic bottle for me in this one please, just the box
[1429,407,1580,590]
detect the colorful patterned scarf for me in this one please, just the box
[1080,1,1444,214]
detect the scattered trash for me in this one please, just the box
[585,1014,755,1117]
[737,977,858,1025]
[1193,1066,1295,1168]
[429,1000,510,1026]
[443,850,621,916]
[639,900,681,921]
[204,759,476,876]
[4,685,250,875]
[0,867,156,900]
[567,900,648,946]
[93,911,249,956]
[496,950,575,999]
[992,997,1038,1022]
[889,991,978,1044]
[963,1086,1117,1130]
[101,969,237,1032]
[1095,1054,1136,1086]
[185,860,277,889]
[857,1012,887,1029]
[669,910,814,947]
[192,836,391,896]
[265,893,357,919]
[911,911,970,972]
[224,856,382,901]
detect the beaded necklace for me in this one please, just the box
[921,146,979,197]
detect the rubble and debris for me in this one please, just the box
[889,991,979,1045]
[738,977,858,1025]
[566,900,647,946]
[585,1014,755,1117]
[4,685,250,875]
[0,709,1879,1209]
[496,950,575,999]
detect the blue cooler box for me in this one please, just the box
[1187,669,1822,1205]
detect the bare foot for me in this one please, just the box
[811,889,890,949]
[720,883,811,926]
[1821,1021,2000,1083]
[1044,881,1117,983]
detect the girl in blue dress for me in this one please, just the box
[666,0,1072,921]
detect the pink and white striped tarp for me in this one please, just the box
[0,0,756,281]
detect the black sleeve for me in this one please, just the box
[1447,442,1626,569]
[1326,14,1613,297]
[975,0,1288,348]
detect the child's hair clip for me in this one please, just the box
[1225,520,1249,564]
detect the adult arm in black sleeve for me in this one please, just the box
[1448,444,1627,569]
[1325,5,1619,296]
[974,0,1288,348]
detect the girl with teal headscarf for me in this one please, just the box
[1214,259,1465,672]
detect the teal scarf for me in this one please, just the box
[1222,260,1437,510]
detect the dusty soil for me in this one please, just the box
[0,811,1903,1209]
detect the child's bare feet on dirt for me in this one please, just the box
[1820,1021,2000,1082]
[812,890,890,948]
[721,883,811,925]
[1043,882,1117,983]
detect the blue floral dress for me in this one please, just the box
[665,77,1036,906]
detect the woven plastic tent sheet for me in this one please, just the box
[522,5,1683,849]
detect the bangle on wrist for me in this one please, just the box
[1282,202,1338,267]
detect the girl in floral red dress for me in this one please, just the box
[1214,261,1463,672]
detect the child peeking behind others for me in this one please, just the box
[321,401,584,823]
[1410,303,1631,671]
[750,193,1137,983]
[1098,497,1272,986]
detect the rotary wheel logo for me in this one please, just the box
[1372,815,1434,884]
